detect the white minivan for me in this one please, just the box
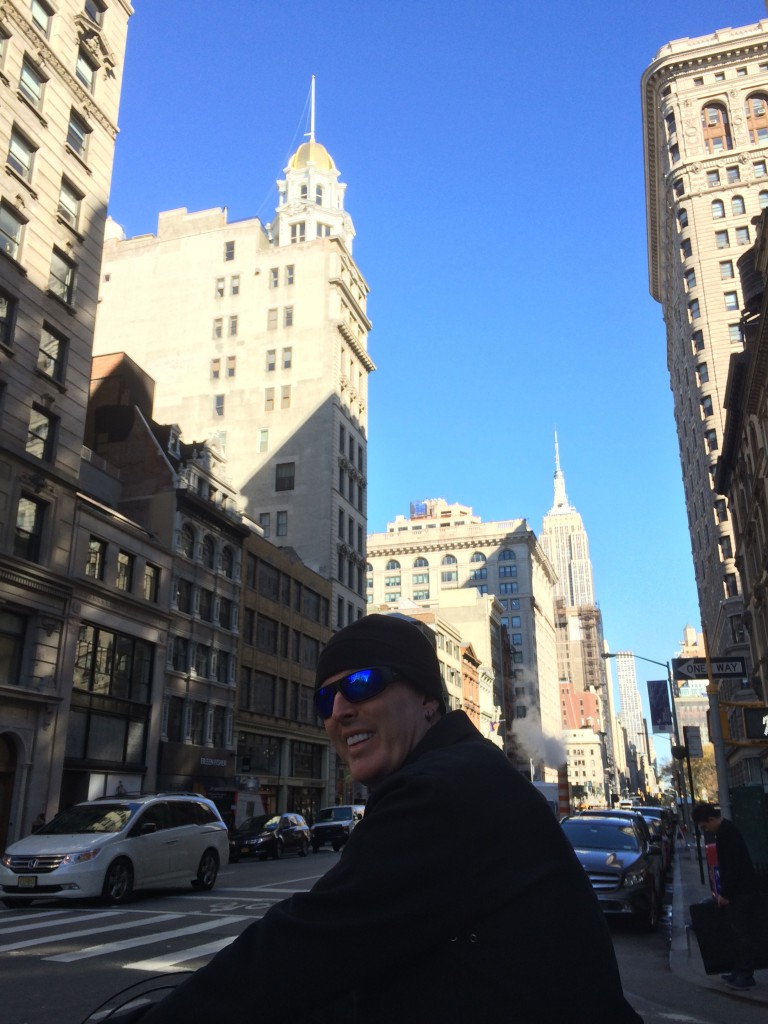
[0,793,229,907]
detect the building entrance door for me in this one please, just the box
[0,734,18,849]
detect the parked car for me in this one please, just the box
[631,807,673,872]
[232,813,310,861]
[311,805,365,853]
[0,794,229,907]
[561,815,663,930]
[227,815,268,863]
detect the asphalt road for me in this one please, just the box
[0,852,765,1024]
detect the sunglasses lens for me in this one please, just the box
[314,687,336,719]
[314,668,393,719]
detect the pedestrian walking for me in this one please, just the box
[692,801,760,990]
[136,614,643,1024]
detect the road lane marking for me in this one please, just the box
[0,913,181,953]
[44,915,245,963]
[0,910,124,935]
[126,935,240,971]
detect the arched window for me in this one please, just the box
[470,552,486,563]
[732,195,746,216]
[701,102,732,153]
[677,208,688,230]
[300,183,308,200]
[760,191,768,210]
[180,523,195,558]
[201,534,215,568]
[221,546,234,579]
[366,562,373,572]
[413,557,429,568]
[711,199,725,220]
[315,185,324,205]
[499,549,516,560]
[441,554,457,565]
[385,559,400,570]
[745,93,768,144]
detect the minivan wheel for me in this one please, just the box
[103,858,134,904]
[2,897,33,908]
[192,849,219,891]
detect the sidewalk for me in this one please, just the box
[669,837,768,1004]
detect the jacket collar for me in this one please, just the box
[402,709,477,769]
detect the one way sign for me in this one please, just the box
[672,656,746,680]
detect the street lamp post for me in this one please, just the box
[601,652,690,827]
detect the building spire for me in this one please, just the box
[552,430,570,511]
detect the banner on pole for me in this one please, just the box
[648,680,673,733]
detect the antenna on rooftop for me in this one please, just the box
[309,75,316,143]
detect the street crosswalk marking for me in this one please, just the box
[1,909,124,936]
[44,914,245,963]
[126,936,236,972]
[0,912,182,954]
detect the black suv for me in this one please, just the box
[311,805,365,853]
[230,813,310,861]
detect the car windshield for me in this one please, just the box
[562,820,640,852]
[35,803,134,835]
[316,807,355,822]
[263,816,282,831]
[235,816,265,833]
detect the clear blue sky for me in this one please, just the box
[107,1,765,755]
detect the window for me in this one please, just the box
[697,362,709,385]
[386,559,400,570]
[230,275,239,295]
[267,308,277,329]
[26,405,55,460]
[259,512,270,537]
[286,265,294,285]
[276,462,295,491]
[755,160,767,178]
[282,346,292,369]
[31,0,52,33]
[707,170,720,187]
[499,582,518,594]
[715,498,729,523]
[441,554,457,565]
[226,355,236,378]
[180,523,195,558]
[701,395,713,417]
[680,239,692,259]
[85,537,106,579]
[224,240,235,261]
[258,428,268,452]
[711,199,725,219]
[673,178,684,197]
[760,191,768,210]
[199,588,213,622]
[75,48,97,93]
[143,564,160,602]
[669,143,679,164]
[498,564,517,578]
[732,195,746,216]
[15,495,45,560]
[215,277,225,297]
[0,203,24,259]
[729,324,742,344]
[276,511,288,536]
[0,291,16,348]
[724,292,739,311]
[84,0,105,25]
[212,317,223,339]
[688,299,700,321]
[705,428,718,453]
[281,385,291,409]
[264,388,274,411]
[715,230,729,249]
[66,110,90,158]
[0,610,26,686]
[266,349,276,371]
[201,535,215,568]
[228,315,238,337]
[720,260,734,280]
[19,58,45,108]
[441,571,457,583]
[49,249,76,305]
[746,93,768,142]
[726,165,740,183]
[736,226,750,246]
[214,394,225,416]
[58,178,82,229]
[692,330,704,352]
[116,551,134,591]
[290,222,305,243]
[283,306,293,327]
[701,103,732,153]
[38,323,66,380]
[317,223,331,237]
[8,128,36,182]
[211,358,220,379]
[315,185,324,205]
[684,269,696,290]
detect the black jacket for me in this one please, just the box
[715,817,758,900]
[141,711,642,1023]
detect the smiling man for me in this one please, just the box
[138,614,642,1024]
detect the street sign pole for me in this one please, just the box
[703,629,731,820]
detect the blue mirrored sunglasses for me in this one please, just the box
[314,666,402,720]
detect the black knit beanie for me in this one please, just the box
[315,614,447,714]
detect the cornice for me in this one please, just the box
[0,1,119,138]
[336,319,375,372]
